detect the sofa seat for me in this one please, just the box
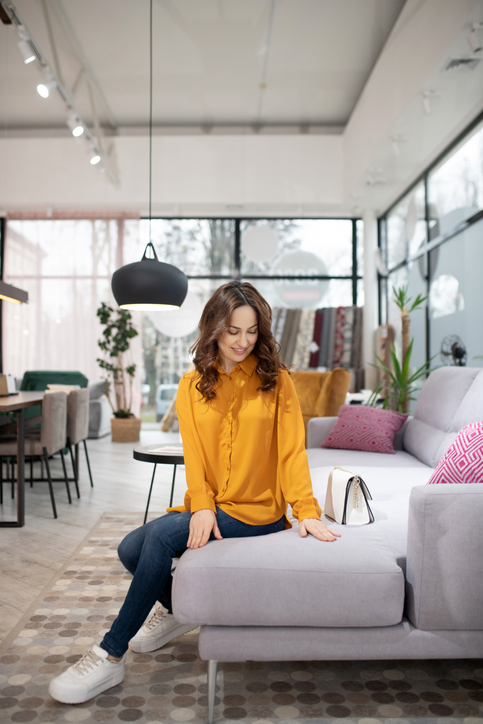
[307,446,432,469]
[174,455,435,632]
[311,463,433,567]
[173,522,406,629]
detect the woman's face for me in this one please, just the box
[217,304,259,373]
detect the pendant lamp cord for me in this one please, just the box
[149,0,153,246]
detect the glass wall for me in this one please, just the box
[380,115,483,392]
[131,217,361,423]
[3,216,361,426]
[3,219,125,385]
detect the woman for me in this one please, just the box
[49,281,339,705]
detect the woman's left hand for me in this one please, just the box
[299,518,340,542]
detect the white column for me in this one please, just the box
[362,209,379,386]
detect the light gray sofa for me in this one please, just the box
[88,380,112,439]
[172,366,483,724]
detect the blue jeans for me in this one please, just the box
[101,508,285,657]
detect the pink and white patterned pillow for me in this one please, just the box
[321,405,408,455]
[427,422,483,485]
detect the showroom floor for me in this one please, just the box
[0,429,185,647]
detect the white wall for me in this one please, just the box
[0,134,343,216]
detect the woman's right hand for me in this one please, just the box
[187,509,223,549]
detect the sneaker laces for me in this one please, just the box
[73,648,103,675]
[145,607,168,631]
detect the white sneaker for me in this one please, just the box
[48,645,125,704]
[129,605,196,653]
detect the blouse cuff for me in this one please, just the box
[189,494,217,515]
[293,498,322,522]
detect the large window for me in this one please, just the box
[4,218,125,384]
[134,217,361,422]
[3,216,361,425]
[380,114,483,388]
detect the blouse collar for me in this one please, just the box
[216,353,258,377]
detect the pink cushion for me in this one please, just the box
[321,405,408,455]
[427,422,483,485]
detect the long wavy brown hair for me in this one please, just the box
[190,281,287,400]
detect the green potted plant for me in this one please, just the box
[369,286,432,413]
[96,302,141,442]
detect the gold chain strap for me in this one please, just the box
[334,466,362,510]
[334,465,353,475]
[352,476,361,509]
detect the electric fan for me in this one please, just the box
[440,335,467,366]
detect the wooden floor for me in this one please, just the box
[0,429,185,648]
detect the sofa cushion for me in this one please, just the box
[307,447,430,470]
[173,461,434,630]
[173,524,405,629]
[309,462,433,562]
[427,422,483,485]
[404,367,483,467]
[320,405,407,454]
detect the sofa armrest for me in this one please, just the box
[307,416,338,448]
[406,484,483,631]
[88,397,112,439]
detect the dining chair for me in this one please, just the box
[0,391,71,519]
[67,388,94,490]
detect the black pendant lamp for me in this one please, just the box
[0,280,28,305]
[111,0,188,311]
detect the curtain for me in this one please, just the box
[3,215,143,414]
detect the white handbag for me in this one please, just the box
[324,466,374,525]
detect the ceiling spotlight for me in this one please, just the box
[17,39,35,64]
[16,25,36,64]
[467,23,482,53]
[422,91,432,115]
[67,114,84,137]
[390,134,408,156]
[37,78,56,98]
[89,149,101,165]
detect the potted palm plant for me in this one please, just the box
[96,302,141,442]
[369,286,432,413]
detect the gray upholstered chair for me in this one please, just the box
[0,391,71,519]
[67,388,93,490]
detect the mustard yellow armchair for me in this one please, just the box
[291,368,351,443]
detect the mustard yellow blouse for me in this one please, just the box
[168,353,321,527]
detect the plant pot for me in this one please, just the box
[111,416,141,442]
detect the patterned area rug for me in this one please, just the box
[1,513,483,724]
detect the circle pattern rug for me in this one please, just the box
[1,513,482,723]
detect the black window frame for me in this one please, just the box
[143,215,362,306]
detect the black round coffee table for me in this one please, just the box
[133,444,184,523]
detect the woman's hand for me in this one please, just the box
[299,518,340,542]
[187,509,223,549]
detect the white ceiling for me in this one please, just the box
[1,0,483,216]
[1,0,405,130]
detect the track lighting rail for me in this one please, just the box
[0,0,120,187]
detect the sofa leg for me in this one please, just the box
[207,660,218,724]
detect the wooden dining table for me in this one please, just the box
[0,390,45,527]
